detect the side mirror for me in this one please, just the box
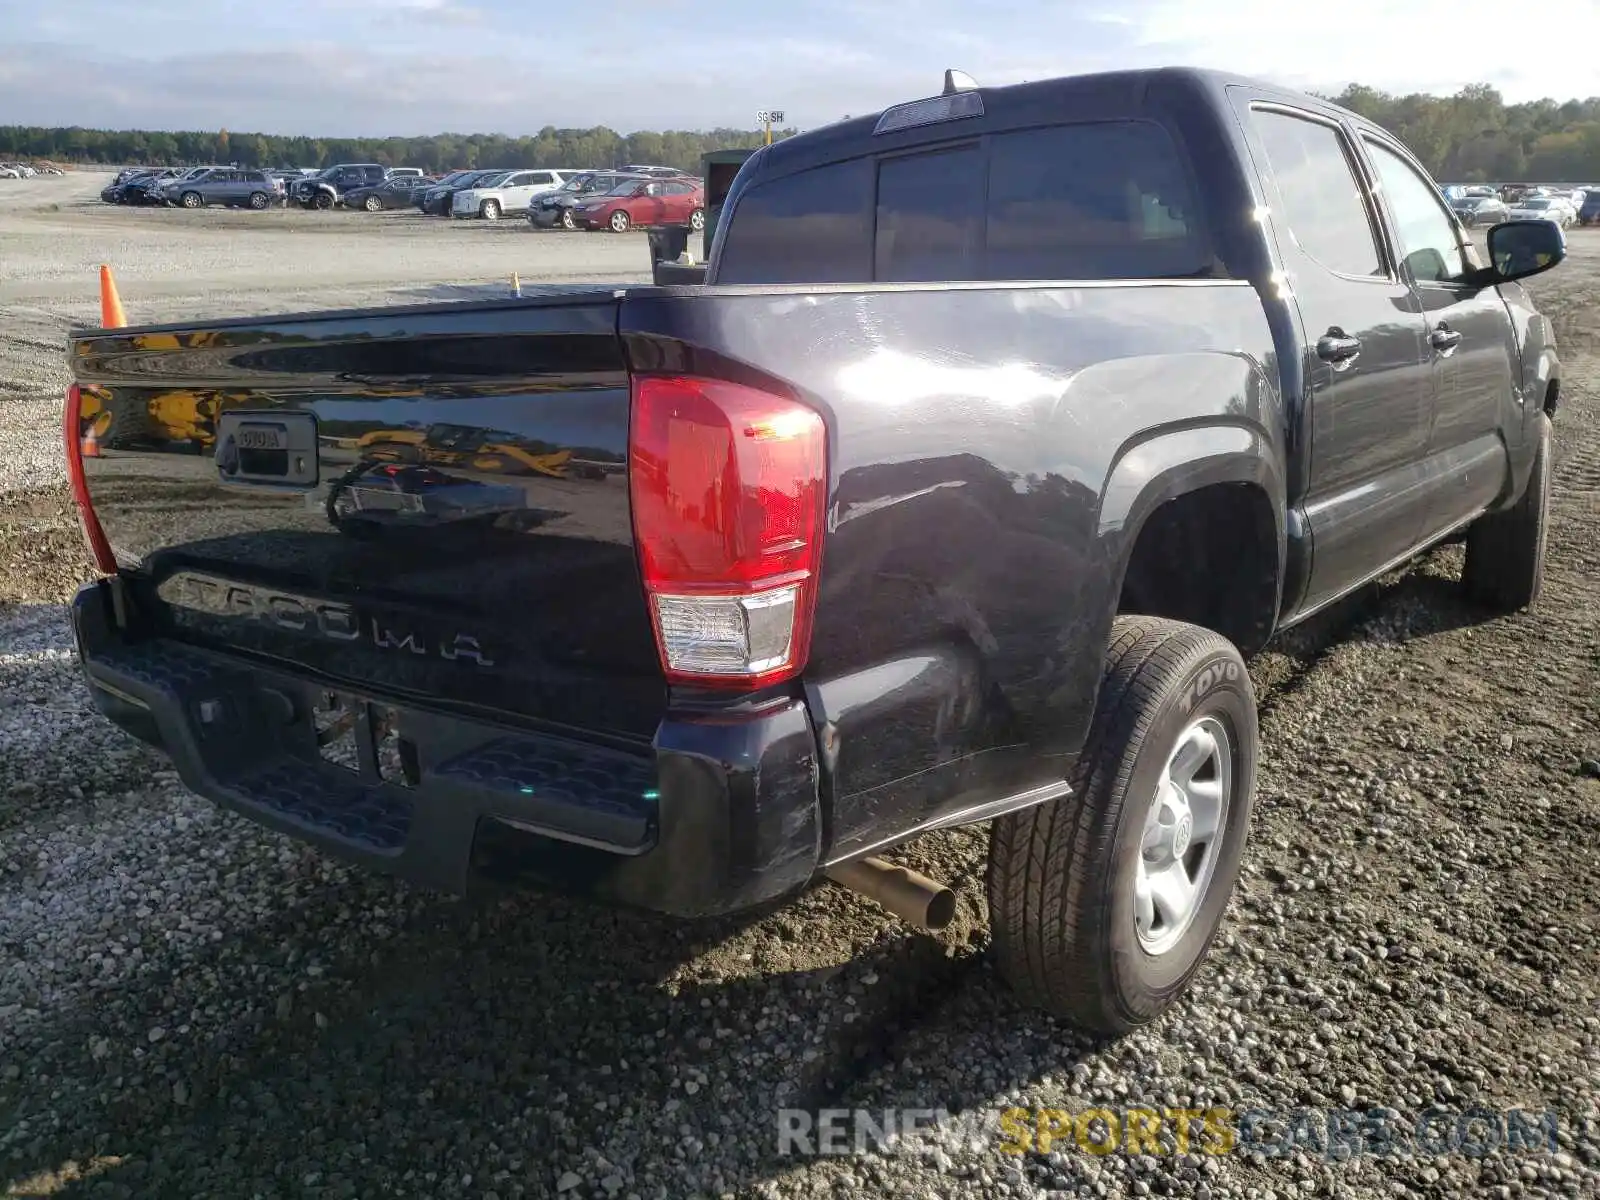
[1486,219,1566,283]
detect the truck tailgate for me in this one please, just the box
[68,291,665,742]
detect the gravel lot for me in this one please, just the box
[2,172,1598,1200]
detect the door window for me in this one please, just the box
[1250,109,1383,278]
[1363,139,1465,284]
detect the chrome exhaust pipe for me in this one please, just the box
[824,855,957,932]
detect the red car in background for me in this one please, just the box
[571,176,705,232]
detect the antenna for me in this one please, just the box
[943,69,978,95]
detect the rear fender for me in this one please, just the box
[1101,421,1288,634]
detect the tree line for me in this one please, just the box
[6,81,1600,181]
[1319,84,1600,182]
[0,123,788,175]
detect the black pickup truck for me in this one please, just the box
[64,68,1564,1034]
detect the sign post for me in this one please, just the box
[756,110,785,146]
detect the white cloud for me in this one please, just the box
[1119,0,1600,101]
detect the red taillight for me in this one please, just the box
[629,374,826,688]
[63,383,117,574]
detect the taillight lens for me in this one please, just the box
[629,374,826,688]
[63,383,117,574]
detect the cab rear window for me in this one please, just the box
[716,119,1212,284]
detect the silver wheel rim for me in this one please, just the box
[484,203,498,220]
[691,211,704,230]
[1135,715,1232,956]
[611,213,626,231]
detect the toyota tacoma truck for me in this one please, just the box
[63,67,1564,1034]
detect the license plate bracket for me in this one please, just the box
[312,690,417,788]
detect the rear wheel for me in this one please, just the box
[608,210,630,233]
[179,191,202,209]
[1461,411,1553,612]
[248,191,270,210]
[481,199,501,220]
[364,195,383,212]
[987,616,1258,1034]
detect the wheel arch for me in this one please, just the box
[1102,423,1287,657]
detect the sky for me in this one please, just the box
[3,0,1599,137]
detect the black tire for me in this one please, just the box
[481,199,501,221]
[689,208,705,232]
[560,209,577,230]
[179,191,202,209]
[1461,411,1553,612]
[248,191,270,210]
[987,616,1258,1034]
[314,191,334,210]
[364,194,382,212]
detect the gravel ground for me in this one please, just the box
[2,176,1598,1200]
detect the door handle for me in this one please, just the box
[1430,325,1463,352]
[1316,329,1362,364]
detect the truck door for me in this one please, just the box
[1240,102,1434,616]
[1358,134,1522,543]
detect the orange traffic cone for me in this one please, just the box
[99,264,126,328]
[81,425,102,458]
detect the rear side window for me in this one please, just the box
[715,158,874,284]
[717,119,1211,284]
[875,145,984,282]
[985,122,1208,280]
[1250,109,1383,278]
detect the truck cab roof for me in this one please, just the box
[757,66,1372,178]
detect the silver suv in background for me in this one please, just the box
[164,168,285,210]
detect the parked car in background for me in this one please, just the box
[418,169,499,215]
[528,171,642,228]
[164,168,285,210]
[101,169,175,204]
[292,163,387,209]
[386,167,425,179]
[571,176,704,232]
[450,169,575,220]
[346,175,433,212]
[617,163,693,178]
[136,165,220,206]
[1578,190,1600,226]
[1507,195,1573,227]
[1452,193,1510,227]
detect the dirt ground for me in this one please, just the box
[0,174,1597,1200]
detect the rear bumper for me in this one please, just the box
[71,581,823,918]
